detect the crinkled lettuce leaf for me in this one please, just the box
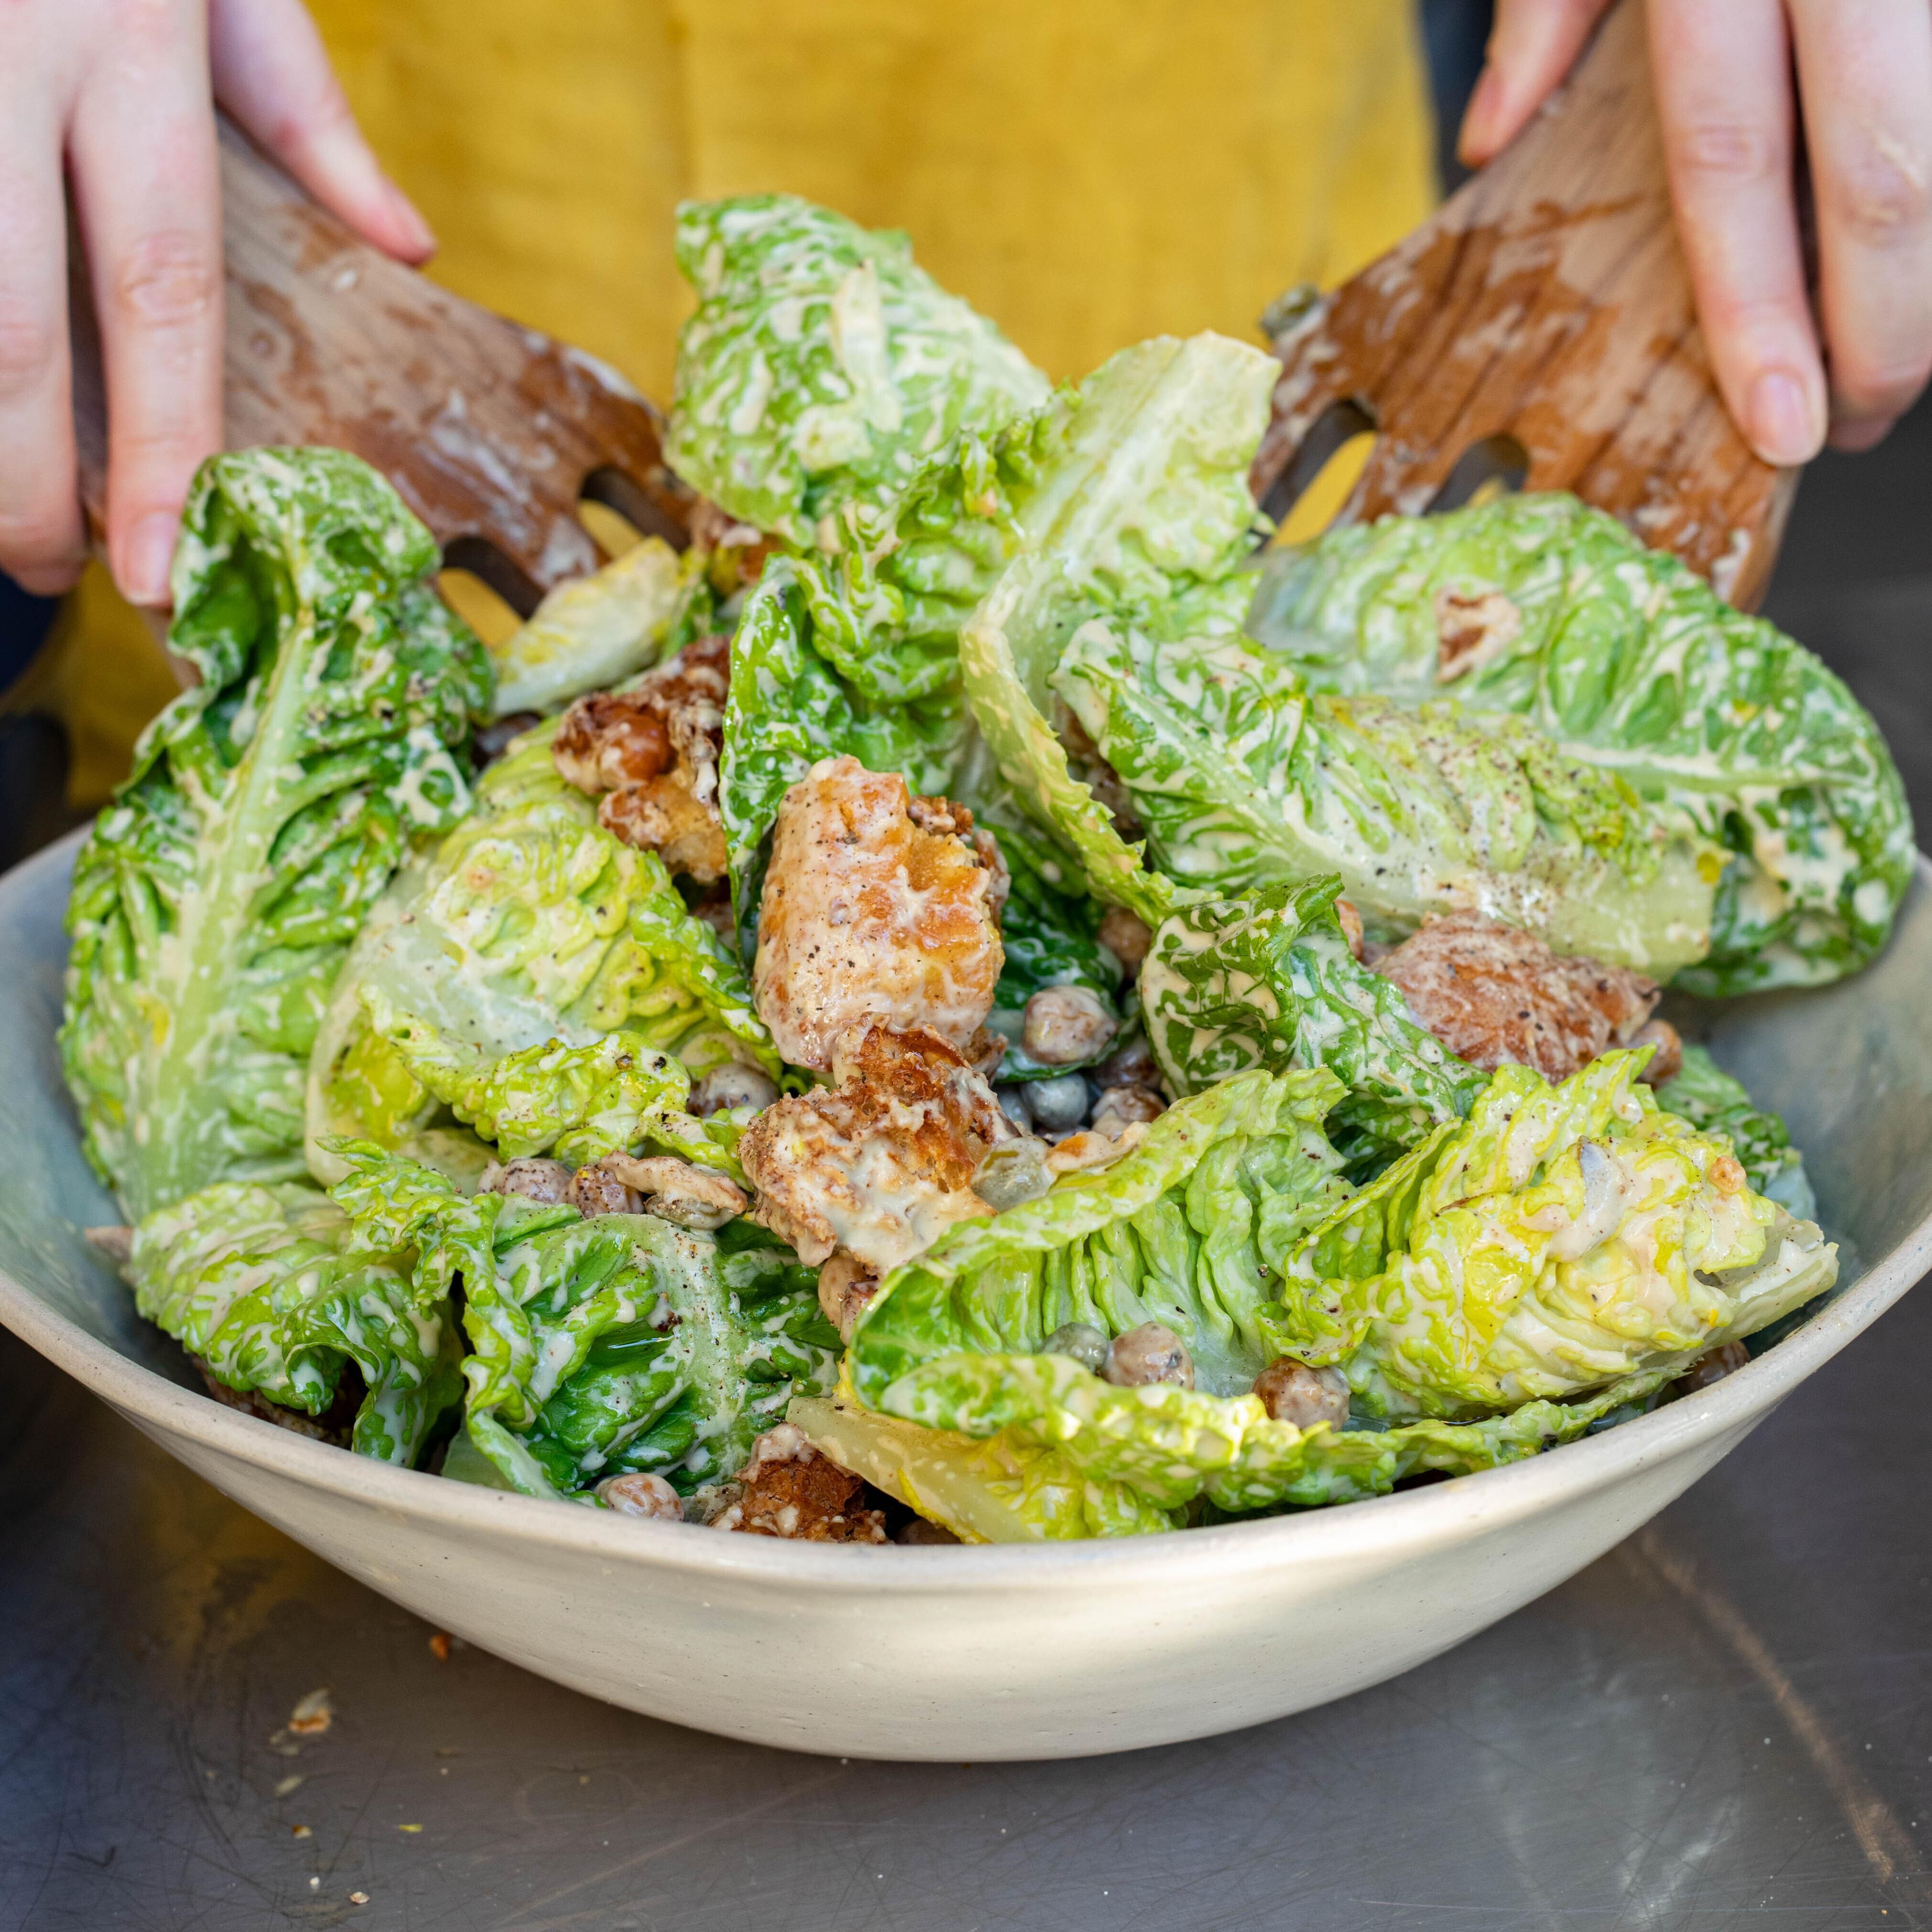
[718,335,1277,942]
[127,1179,463,1465]
[1656,1043,1816,1219]
[363,996,743,1178]
[789,1394,1178,1542]
[329,1144,835,1497]
[307,730,774,1183]
[850,1068,1353,1406]
[789,417,1050,707]
[1140,875,1485,1165]
[1247,493,1913,993]
[856,1345,1667,1523]
[719,558,982,934]
[666,194,1049,545]
[1278,1051,1838,1419]
[1054,618,1719,975]
[958,334,1280,921]
[715,401,1069,933]
[487,537,701,717]
[61,448,491,1220]
[841,1052,1832,1533]
[849,1065,1518,1532]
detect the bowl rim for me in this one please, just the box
[2,834,1927,1593]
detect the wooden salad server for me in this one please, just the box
[1248,0,1797,611]
[69,118,696,619]
[68,0,1785,619]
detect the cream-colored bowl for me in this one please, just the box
[4,834,1926,1761]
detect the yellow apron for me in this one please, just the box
[43,0,1434,806]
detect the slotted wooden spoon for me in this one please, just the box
[1248,0,1796,610]
[70,119,696,618]
[70,0,1787,617]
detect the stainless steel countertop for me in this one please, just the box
[5,409,1928,1932]
[3,1282,1928,1931]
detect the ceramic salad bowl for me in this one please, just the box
[4,832,1925,1761]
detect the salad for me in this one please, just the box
[64,195,1909,1545]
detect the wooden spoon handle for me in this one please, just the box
[70,116,692,610]
[1251,0,1797,609]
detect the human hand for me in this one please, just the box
[0,0,434,606]
[1459,0,1932,465]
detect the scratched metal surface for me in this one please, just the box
[3,405,1929,1932]
[2,1289,1929,1932]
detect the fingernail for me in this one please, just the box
[118,512,179,607]
[1458,66,1504,163]
[1746,370,1821,466]
[385,181,436,259]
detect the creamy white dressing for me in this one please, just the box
[822,1133,992,1274]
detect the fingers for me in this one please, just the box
[1787,0,1932,451]
[68,0,225,606]
[0,89,87,596]
[1459,0,1616,167]
[1648,0,1826,466]
[210,0,434,263]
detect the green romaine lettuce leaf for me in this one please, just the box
[307,729,773,1183]
[487,537,701,717]
[666,195,1049,545]
[840,1051,1831,1533]
[1054,619,1720,976]
[788,1395,1179,1541]
[717,335,1277,943]
[329,1144,835,1496]
[711,434,1087,962]
[127,1179,463,1465]
[1139,875,1485,1165]
[362,996,742,1177]
[719,558,981,934]
[61,448,491,1220]
[714,401,1080,925]
[849,1068,1353,1406]
[855,1345,1666,1524]
[957,334,1280,921]
[841,1065,1576,1532]
[1247,493,1914,992]
[1278,1051,1838,1419]
[788,418,1047,706]
[1656,1043,1816,1218]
